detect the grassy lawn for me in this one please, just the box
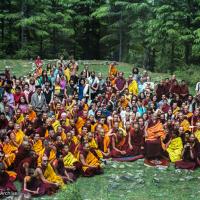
[22,159,200,200]
[0,59,195,93]
[0,59,198,199]
[0,59,169,80]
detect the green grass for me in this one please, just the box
[15,159,200,200]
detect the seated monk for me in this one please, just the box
[61,145,82,178]
[110,122,131,157]
[33,133,44,155]
[92,116,109,133]
[76,110,88,134]
[27,104,37,123]
[77,142,103,177]
[95,128,110,157]
[35,156,64,191]
[145,113,166,159]
[165,132,183,162]
[65,131,79,154]
[183,106,193,123]
[120,95,129,109]
[0,151,17,193]
[38,140,56,165]
[175,134,197,170]
[52,155,74,183]
[53,146,80,183]
[194,122,200,142]
[10,123,25,148]
[17,151,38,182]
[13,141,31,170]
[128,122,145,156]
[22,169,46,197]
[51,115,61,132]
[178,112,190,132]
[56,126,67,142]
[2,135,17,167]
[191,109,200,127]
[87,132,103,159]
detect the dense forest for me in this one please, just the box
[0,0,200,74]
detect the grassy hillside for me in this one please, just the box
[0,59,196,94]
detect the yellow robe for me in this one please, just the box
[52,120,60,132]
[15,130,25,146]
[128,80,138,95]
[33,140,43,155]
[166,137,183,162]
[63,152,78,167]
[78,151,100,172]
[180,119,190,132]
[38,148,56,165]
[195,129,200,142]
[43,163,64,187]
[76,117,86,134]
[16,114,24,124]
[89,138,103,159]
[64,68,71,82]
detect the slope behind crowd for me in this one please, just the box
[0,56,200,198]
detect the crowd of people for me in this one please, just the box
[0,56,200,198]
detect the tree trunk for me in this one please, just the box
[53,28,56,55]
[21,1,24,47]
[119,12,122,62]
[1,19,4,43]
[40,37,43,57]
[170,41,175,72]
[185,42,191,65]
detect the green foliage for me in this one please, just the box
[0,0,200,75]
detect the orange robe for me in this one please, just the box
[3,143,17,167]
[76,117,87,134]
[109,65,118,77]
[146,121,165,141]
[28,110,36,122]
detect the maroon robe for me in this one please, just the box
[110,133,131,157]
[22,176,46,196]
[129,128,145,156]
[0,171,17,193]
[17,157,38,182]
[175,146,197,170]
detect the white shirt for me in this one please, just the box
[195,82,200,94]
[87,77,99,93]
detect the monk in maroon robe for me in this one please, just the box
[175,134,197,170]
[0,151,17,194]
[128,123,145,156]
[17,151,38,182]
